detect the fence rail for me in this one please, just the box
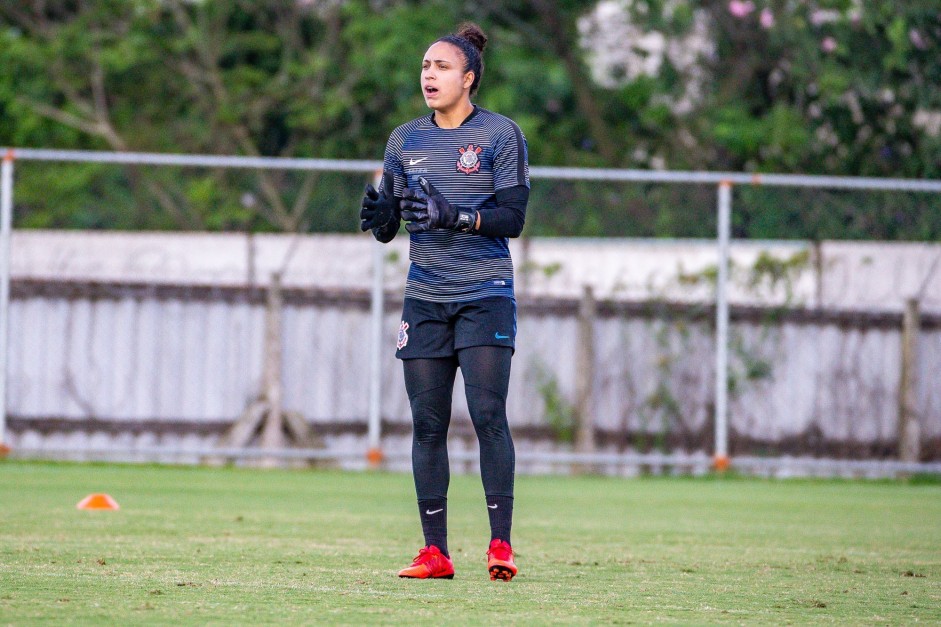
[6,147,941,192]
[7,445,941,478]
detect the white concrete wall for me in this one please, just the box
[12,230,941,312]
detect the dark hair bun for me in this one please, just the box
[456,22,487,54]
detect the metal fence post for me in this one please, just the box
[714,181,732,470]
[0,151,13,452]
[366,172,385,466]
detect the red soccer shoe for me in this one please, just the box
[397,545,455,579]
[487,539,518,581]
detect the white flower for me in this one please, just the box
[579,0,715,114]
[913,110,941,137]
[810,9,840,25]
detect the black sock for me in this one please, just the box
[418,499,448,556]
[486,495,514,545]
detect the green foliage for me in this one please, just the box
[748,249,811,300]
[530,359,576,443]
[0,1,939,237]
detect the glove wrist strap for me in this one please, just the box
[454,210,477,233]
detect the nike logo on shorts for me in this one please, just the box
[495,332,510,340]
[425,508,444,515]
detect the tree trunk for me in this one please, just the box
[260,272,286,464]
[530,0,620,164]
[898,297,921,463]
[574,285,597,471]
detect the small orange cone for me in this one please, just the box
[713,455,731,472]
[77,493,120,510]
[366,447,384,467]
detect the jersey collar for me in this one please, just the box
[430,104,480,128]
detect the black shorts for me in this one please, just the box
[396,297,517,359]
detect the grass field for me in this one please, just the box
[1,461,939,624]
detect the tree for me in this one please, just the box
[1,0,938,239]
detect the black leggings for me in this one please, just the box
[403,346,515,501]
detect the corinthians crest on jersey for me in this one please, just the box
[456,143,482,174]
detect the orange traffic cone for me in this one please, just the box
[77,494,120,510]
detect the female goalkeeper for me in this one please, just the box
[359,21,529,582]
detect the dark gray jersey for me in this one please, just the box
[384,106,530,302]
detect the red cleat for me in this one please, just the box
[398,545,455,579]
[487,539,518,581]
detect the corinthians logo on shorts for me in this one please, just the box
[456,143,482,174]
[397,320,409,350]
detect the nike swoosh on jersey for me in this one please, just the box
[408,157,428,165]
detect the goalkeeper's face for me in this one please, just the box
[421,42,475,113]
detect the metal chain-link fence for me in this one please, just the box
[2,147,941,476]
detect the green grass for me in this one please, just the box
[1,461,940,625]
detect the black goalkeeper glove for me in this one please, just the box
[359,171,399,232]
[400,176,477,234]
